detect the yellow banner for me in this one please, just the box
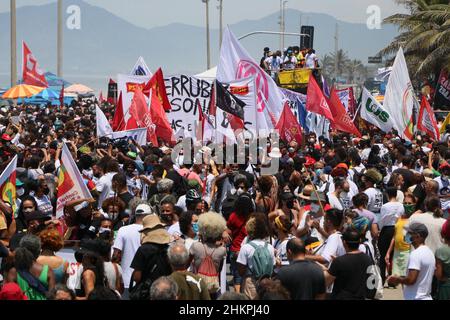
[278,69,312,86]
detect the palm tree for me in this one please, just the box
[346,59,368,84]
[379,0,450,81]
[328,49,350,80]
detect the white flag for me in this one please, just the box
[360,87,394,133]
[217,26,285,128]
[130,56,153,76]
[383,47,415,141]
[110,128,148,146]
[56,144,93,218]
[96,105,113,138]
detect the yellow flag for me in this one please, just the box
[440,112,450,134]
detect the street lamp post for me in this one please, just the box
[282,1,288,51]
[57,0,63,77]
[218,0,223,48]
[10,0,17,87]
[202,0,211,70]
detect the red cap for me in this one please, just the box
[335,163,349,171]
[439,162,450,170]
[1,134,12,141]
[0,283,28,300]
[304,156,316,167]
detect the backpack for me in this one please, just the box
[129,245,170,300]
[248,241,273,279]
[221,191,238,221]
[196,245,220,293]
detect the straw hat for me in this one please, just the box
[298,185,314,200]
[139,215,171,245]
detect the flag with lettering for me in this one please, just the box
[328,88,361,137]
[306,75,334,121]
[383,47,415,141]
[0,156,17,214]
[56,144,93,218]
[360,87,394,133]
[417,96,440,141]
[22,41,48,87]
[276,102,303,144]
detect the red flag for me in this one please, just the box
[306,75,334,121]
[418,96,440,141]
[196,101,205,142]
[149,87,175,145]
[275,102,303,144]
[99,91,105,104]
[328,89,361,137]
[22,42,48,87]
[112,92,125,131]
[143,68,172,111]
[129,88,158,146]
[59,85,64,107]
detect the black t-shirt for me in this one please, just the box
[275,260,326,300]
[119,192,134,207]
[130,242,172,284]
[328,252,372,300]
[166,170,185,197]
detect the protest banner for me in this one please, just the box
[164,75,213,137]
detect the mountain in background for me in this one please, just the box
[0,0,399,91]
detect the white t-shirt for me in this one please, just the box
[297,212,325,243]
[319,179,358,197]
[283,56,297,70]
[168,222,181,238]
[316,232,346,264]
[349,165,365,181]
[434,176,450,210]
[403,245,436,300]
[305,53,317,68]
[237,239,275,272]
[112,223,143,288]
[272,235,295,273]
[327,192,353,210]
[265,56,283,72]
[96,172,117,208]
[364,187,383,214]
[409,212,446,254]
[104,261,123,291]
[176,195,187,212]
[34,194,53,217]
[378,201,403,230]
[360,148,371,161]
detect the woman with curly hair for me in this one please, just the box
[189,212,227,298]
[37,228,69,284]
[237,213,276,299]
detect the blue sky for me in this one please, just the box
[0,0,407,28]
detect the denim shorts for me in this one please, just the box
[229,251,242,286]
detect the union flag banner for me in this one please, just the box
[56,144,93,218]
[417,96,440,141]
[22,42,48,87]
[0,156,18,214]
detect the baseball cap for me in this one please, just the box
[135,204,154,216]
[405,222,429,239]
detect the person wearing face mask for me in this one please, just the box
[385,193,416,279]
[388,223,436,300]
[305,209,346,266]
[160,200,177,230]
[434,161,450,213]
[296,191,330,243]
[15,196,39,233]
[30,178,54,218]
[178,211,199,252]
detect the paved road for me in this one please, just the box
[382,286,404,300]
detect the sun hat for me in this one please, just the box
[139,215,171,245]
[298,185,314,200]
[268,147,282,158]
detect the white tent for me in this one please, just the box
[195,66,217,80]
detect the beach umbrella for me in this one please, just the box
[1,84,45,99]
[31,88,60,100]
[65,83,94,95]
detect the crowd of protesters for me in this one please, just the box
[0,98,448,301]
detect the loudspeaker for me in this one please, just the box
[300,26,314,49]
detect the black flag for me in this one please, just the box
[215,80,246,120]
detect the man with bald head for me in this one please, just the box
[275,238,326,300]
[168,243,211,300]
